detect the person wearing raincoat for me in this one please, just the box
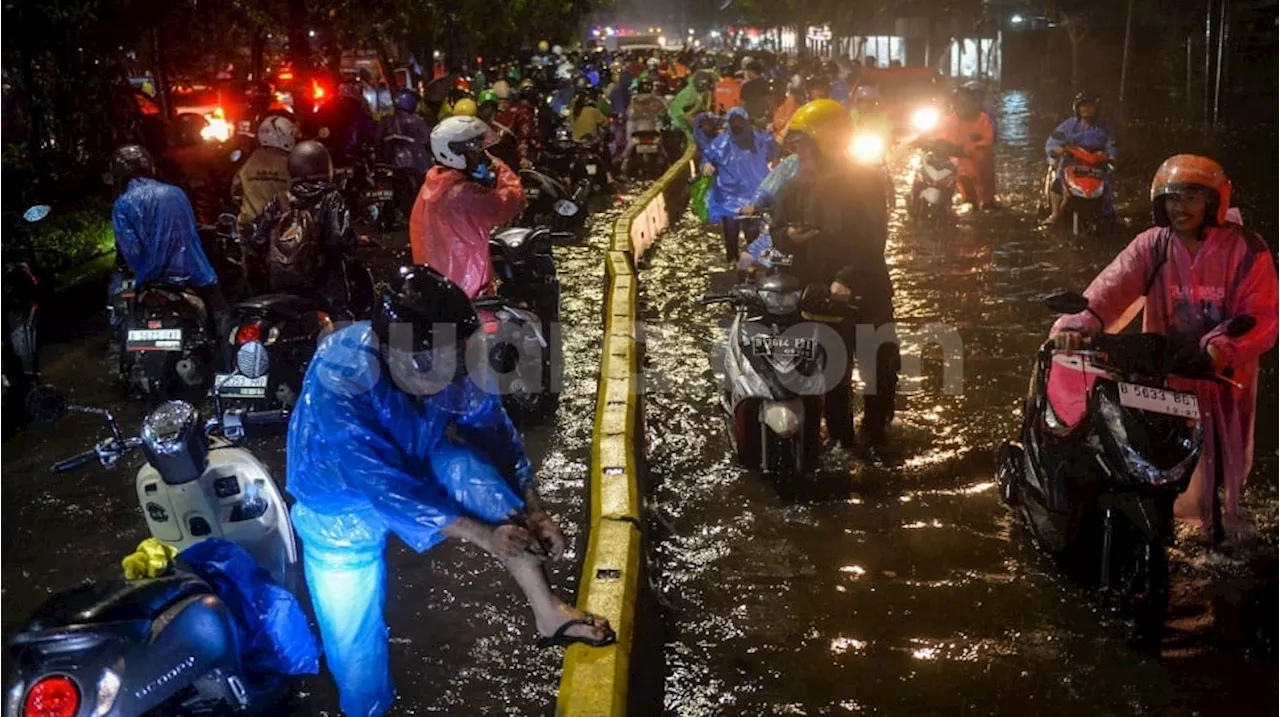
[1051,155,1279,543]
[669,71,715,137]
[933,86,996,210]
[410,116,524,298]
[288,267,615,717]
[737,153,801,270]
[1043,91,1117,225]
[109,144,229,364]
[702,106,779,264]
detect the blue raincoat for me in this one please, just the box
[703,107,778,223]
[608,71,633,119]
[1045,116,1117,216]
[287,322,532,717]
[691,112,721,152]
[112,177,217,287]
[742,154,801,265]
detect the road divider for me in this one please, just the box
[556,143,698,716]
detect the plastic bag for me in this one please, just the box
[691,175,712,223]
[180,538,321,676]
[121,537,178,580]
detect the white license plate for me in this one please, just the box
[752,336,816,358]
[637,144,659,154]
[585,163,598,175]
[214,373,269,398]
[1117,382,1199,419]
[525,187,541,198]
[365,189,395,202]
[126,328,183,351]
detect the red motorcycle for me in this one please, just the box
[1042,145,1113,235]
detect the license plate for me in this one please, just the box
[214,372,269,398]
[525,187,541,199]
[585,164,598,175]
[752,335,816,358]
[365,189,395,202]
[637,145,659,154]
[1117,382,1199,419]
[126,328,183,351]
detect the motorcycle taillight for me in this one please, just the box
[23,675,79,717]
[235,322,263,345]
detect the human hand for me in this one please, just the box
[1051,330,1085,352]
[1049,146,1064,157]
[741,203,757,216]
[829,281,852,301]
[487,524,532,558]
[525,510,567,559]
[702,162,716,176]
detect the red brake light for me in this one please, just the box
[313,82,326,100]
[278,71,294,81]
[24,676,80,717]
[235,322,263,345]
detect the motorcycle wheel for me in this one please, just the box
[765,429,802,478]
[996,441,1024,506]
[1130,539,1171,650]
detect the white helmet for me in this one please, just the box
[555,62,576,81]
[647,57,660,69]
[551,44,564,56]
[491,79,511,100]
[257,115,297,152]
[429,116,497,170]
[740,55,754,70]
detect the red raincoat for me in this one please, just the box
[409,160,525,297]
[1052,222,1279,532]
[935,110,995,204]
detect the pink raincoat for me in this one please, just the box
[409,160,525,297]
[1052,222,1279,532]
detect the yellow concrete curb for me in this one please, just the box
[556,141,698,716]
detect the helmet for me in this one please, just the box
[453,76,473,94]
[852,85,878,104]
[647,57,660,69]
[556,62,576,81]
[287,140,333,181]
[452,98,478,117]
[110,144,156,186]
[552,44,564,56]
[1072,91,1100,115]
[635,78,654,94]
[538,40,550,53]
[1150,154,1232,226]
[740,55,754,70]
[491,79,511,100]
[952,86,979,108]
[256,115,297,152]
[786,99,852,155]
[477,89,500,107]
[693,71,715,92]
[393,88,421,113]
[430,115,498,170]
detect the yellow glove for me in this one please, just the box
[122,538,179,580]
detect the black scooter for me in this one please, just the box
[997,291,1254,645]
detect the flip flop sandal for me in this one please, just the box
[536,612,617,649]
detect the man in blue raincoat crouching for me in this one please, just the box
[287,266,614,717]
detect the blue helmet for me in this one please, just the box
[394,89,421,113]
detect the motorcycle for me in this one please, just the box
[849,128,896,209]
[996,291,1254,645]
[538,126,598,205]
[624,128,670,180]
[907,138,962,224]
[519,167,585,230]
[6,390,296,716]
[197,212,248,302]
[1042,145,1113,236]
[3,205,51,424]
[699,262,852,477]
[336,145,410,233]
[477,226,570,421]
[112,279,218,401]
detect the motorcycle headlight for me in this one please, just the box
[759,289,801,316]
[201,115,232,143]
[911,106,940,132]
[849,132,886,165]
[1095,388,1202,488]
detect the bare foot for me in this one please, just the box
[535,601,614,645]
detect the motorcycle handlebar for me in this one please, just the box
[52,450,99,474]
[242,409,289,427]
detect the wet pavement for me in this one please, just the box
[0,187,644,714]
[643,91,1277,716]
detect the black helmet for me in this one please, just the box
[110,144,155,186]
[287,140,333,181]
[694,73,715,92]
[635,78,654,94]
[372,265,480,355]
[394,88,421,113]
[1072,91,1100,115]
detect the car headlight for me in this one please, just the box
[1096,389,1202,488]
[201,117,232,142]
[911,106,941,132]
[849,132,886,165]
[759,289,801,315]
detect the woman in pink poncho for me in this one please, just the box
[1051,154,1278,542]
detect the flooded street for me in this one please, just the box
[644,91,1277,716]
[0,189,641,714]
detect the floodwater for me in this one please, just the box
[642,91,1278,716]
[0,187,641,715]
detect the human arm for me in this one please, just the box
[1045,119,1071,158]
[1202,239,1280,368]
[1050,230,1162,337]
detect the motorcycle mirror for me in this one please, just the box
[553,199,579,217]
[1225,315,1256,338]
[25,385,67,423]
[22,205,51,223]
[229,148,243,162]
[1043,292,1090,315]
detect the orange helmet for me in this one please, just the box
[1150,154,1232,227]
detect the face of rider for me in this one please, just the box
[1165,188,1210,236]
[729,116,748,135]
[1078,101,1098,122]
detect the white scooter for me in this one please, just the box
[907,138,963,225]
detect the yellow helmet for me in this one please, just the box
[452,98,478,117]
[538,40,550,53]
[786,99,852,155]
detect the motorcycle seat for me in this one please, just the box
[24,574,211,631]
[235,293,324,319]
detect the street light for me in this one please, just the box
[1011,14,1024,24]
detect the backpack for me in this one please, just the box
[266,190,321,292]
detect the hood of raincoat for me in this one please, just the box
[286,322,534,553]
[726,106,755,149]
[408,160,526,297]
[112,177,218,287]
[692,112,721,151]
